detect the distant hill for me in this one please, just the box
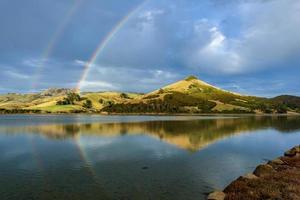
[0,76,300,114]
[0,90,141,113]
[271,95,300,110]
[40,88,76,97]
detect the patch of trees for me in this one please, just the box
[101,92,218,113]
[99,98,115,107]
[272,95,300,110]
[99,98,104,104]
[120,93,130,99]
[228,98,289,114]
[55,92,94,109]
[56,92,81,105]
[0,108,42,114]
[104,100,114,107]
[274,104,288,114]
[214,108,255,114]
[83,99,93,109]
[198,101,217,113]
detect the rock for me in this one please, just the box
[207,191,226,200]
[242,173,258,179]
[294,145,300,153]
[253,164,276,177]
[269,158,285,165]
[284,147,299,157]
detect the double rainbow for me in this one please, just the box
[32,0,148,92]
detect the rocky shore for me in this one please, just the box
[208,145,300,200]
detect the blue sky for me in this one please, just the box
[0,0,299,97]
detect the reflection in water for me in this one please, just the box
[0,115,300,200]
[1,116,300,151]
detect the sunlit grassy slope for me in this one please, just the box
[102,76,300,114]
[1,76,300,114]
[0,90,142,113]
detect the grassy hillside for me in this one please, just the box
[1,76,300,114]
[102,76,300,114]
[0,89,142,113]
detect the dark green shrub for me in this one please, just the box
[83,99,93,109]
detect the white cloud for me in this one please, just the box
[74,59,98,68]
[74,59,86,66]
[5,70,29,79]
[189,24,242,74]
[139,9,165,22]
[93,0,300,76]
[185,0,300,74]
[22,58,47,68]
[80,80,118,91]
[79,61,179,92]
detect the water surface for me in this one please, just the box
[0,115,300,200]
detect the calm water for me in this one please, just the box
[0,115,300,200]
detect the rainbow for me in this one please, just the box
[32,0,83,89]
[76,0,149,92]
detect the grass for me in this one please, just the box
[1,76,300,114]
[212,101,248,111]
[29,105,82,112]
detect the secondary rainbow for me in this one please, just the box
[76,0,149,92]
[32,0,83,89]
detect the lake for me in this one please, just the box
[0,115,300,200]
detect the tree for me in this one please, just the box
[66,92,81,104]
[56,92,81,105]
[120,93,129,99]
[104,100,114,107]
[56,100,65,105]
[83,99,93,109]
[275,104,287,114]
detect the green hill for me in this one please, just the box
[0,89,141,114]
[0,76,300,114]
[101,76,300,114]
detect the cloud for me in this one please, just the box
[80,80,118,91]
[1,0,300,96]
[187,23,242,74]
[76,59,180,92]
[22,58,48,68]
[92,0,300,76]
[189,0,300,74]
[5,70,29,79]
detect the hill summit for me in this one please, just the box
[151,75,235,95]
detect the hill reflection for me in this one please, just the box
[1,116,300,151]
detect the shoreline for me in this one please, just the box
[0,113,300,117]
[0,110,299,117]
[208,145,300,200]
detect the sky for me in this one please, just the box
[0,0,300,97]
